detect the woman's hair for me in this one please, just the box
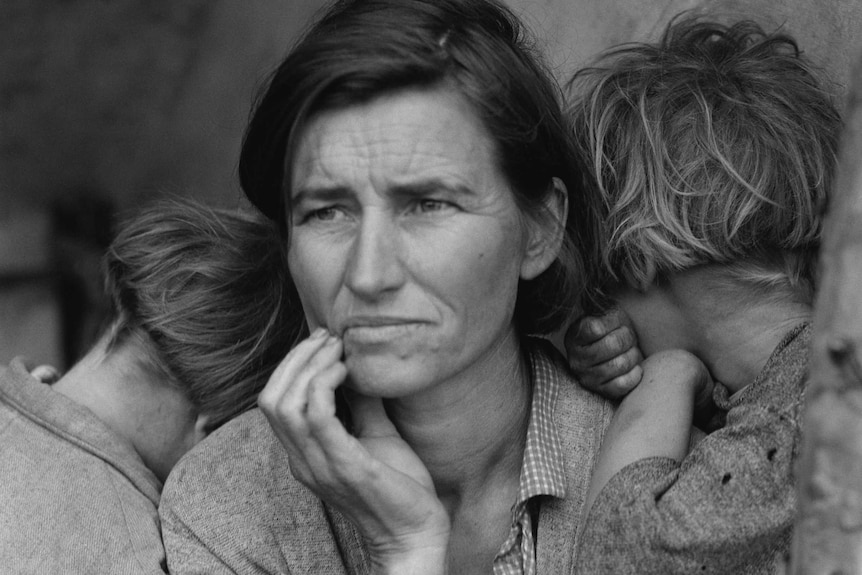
[103,199,304,432]
[567,16,841,304]
[239,0,604,332]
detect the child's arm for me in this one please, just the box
[584,349,713,513]
[575,334,808,575]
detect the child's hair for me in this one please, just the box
[567,16,841,303]
[103,199,305,432]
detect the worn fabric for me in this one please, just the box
[160,338,614,575]
[0,358,166,575]
[575,323,811,575]
[493,344,567,575]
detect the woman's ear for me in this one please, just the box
[520,177,568,280]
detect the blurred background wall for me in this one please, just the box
[2,0,861,370]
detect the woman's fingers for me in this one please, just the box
[258,333,449,563]
[259,330,339,419]
[259,330,349,485]
[259,328,326,403]
[311,390,447,541]
[305,358,348,425]
[344,388,399,438]
[289,359,356,489]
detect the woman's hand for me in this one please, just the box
[258,328,450,574]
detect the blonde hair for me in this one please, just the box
[567,17,841,303]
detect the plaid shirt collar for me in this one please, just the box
[493,340,567,575]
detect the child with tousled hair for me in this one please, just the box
[565,15,840,574]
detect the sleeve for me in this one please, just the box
[574,397,801,575]
[159,496,252,575]
[157,450,292,575]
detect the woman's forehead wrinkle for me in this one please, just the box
[290,89,511,219]
[293,122,372,191]
[301,126,477,194]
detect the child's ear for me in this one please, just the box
[194,412,212,442]
[640,259,658,290]
[520,177,568,280]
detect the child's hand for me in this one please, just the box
[18,357,61,384]
[30,364,61,384]
[565,308,643,399]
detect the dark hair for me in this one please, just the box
[239,0,603,332]
[567,16,841,303]
[104,199,305,431]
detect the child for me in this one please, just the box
[564,16,840,574]
[0,200,303,573]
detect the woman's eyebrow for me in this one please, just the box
[292,180,476,204]
[389,180,474,198]
[291,185,352,204]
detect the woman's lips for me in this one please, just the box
[341,319,427,345]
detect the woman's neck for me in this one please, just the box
[384,329,532,507]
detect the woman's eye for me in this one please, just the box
[304,206,343,222]
[415,199,453,213]
[314,207,338,220]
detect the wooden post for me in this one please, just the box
[790,52,862,574]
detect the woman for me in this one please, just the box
[0,200,300,573]
[158,0,613,573]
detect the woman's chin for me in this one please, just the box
[344,355,436,399]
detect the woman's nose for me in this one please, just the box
[344,214,405,298]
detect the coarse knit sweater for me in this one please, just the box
[159,339,614,574]
[574,322,811,574]
[0,358,167,574]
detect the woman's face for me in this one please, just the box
[287,87,552,397]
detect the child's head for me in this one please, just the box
[103,199,304,433]
[567,16,841,303]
